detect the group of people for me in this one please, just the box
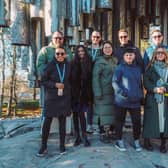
[36,28,168,157]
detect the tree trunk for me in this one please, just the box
[0,28,6,117]
[7,46,17,117]
[13,75,17,117]
[33,87,36,100]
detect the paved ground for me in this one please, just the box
[0,118,168,168]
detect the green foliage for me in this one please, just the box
[16,100,40,109]
[2,102,8,107]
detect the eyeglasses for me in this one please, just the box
[55,52,65,56]
[156,51,165,55]
[53,37,63,40]
[152,35,162,39]
[119,36,128,39]
[92,36,100,39]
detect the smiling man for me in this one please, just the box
[143,29,168,69]
[114,29,144,71]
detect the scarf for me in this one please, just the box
[153,61,168,103]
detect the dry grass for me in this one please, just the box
[1,107,41,118]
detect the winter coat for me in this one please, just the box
[113,41,144,71]
[93,55,117,125]
[143,44,168,69]
[71,59,92,108]
[112,61,143,108]
[143,66,168,138]
[36,42,73,80]
[41,58,71,117]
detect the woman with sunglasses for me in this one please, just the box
[93,41,117,142]
[143,47,168,153]
[71,45,92,147]
[37,46,71,156]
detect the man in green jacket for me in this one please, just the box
[37,31,73,79]
[86,30,102,133]
[36,31,73,128]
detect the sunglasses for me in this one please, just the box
[152,35,162,39]
[55,52,65,56]
[92,36,100,39]
[156,51,165,55]
[119,36,128,39]
[53,37,63,40]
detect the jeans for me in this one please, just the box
[87,104,93,125]
[40,86,46,121]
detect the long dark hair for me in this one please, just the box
[72,45,92,80]
[146,47,168,70]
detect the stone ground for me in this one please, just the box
[0,118,168,168]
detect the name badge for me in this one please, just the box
[58,88,63,96]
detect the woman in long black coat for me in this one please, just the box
[71,45,92,146]
[143,47,168,153]
[37,46,71,156]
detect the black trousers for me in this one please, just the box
[42,116,66,147]
[73,111,87,137]
[115,105,141,140]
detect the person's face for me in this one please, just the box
[155,48,166,62]
[152,31,163,46]
[103,43,113,56]
[78,47,85,59]
[118,32,129,45]
[91,31,101,45]
[52,32,64,47]
[55,48,66,62]
[123,52,135,64]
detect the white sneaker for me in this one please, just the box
[86,125,94,133]
[134,140,142,152]
[115,140,126,151]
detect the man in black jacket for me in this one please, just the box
[114,29,144,71]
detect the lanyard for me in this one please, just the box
[91,48,98,61]
[56,64,65,83]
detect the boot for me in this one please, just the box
[160,134,167,153]
[99,125,105,134]
[74,134,82,146]
[144,138,153,151]
[82,133,91,147]
[60,145,66,153]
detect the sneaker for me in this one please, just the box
[115,140,126,151]
[86,125,94,133]
[36,145,48,157]
[134,140,142,152]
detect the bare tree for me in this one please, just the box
[7,46,17,117]
[0,28,6,116]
